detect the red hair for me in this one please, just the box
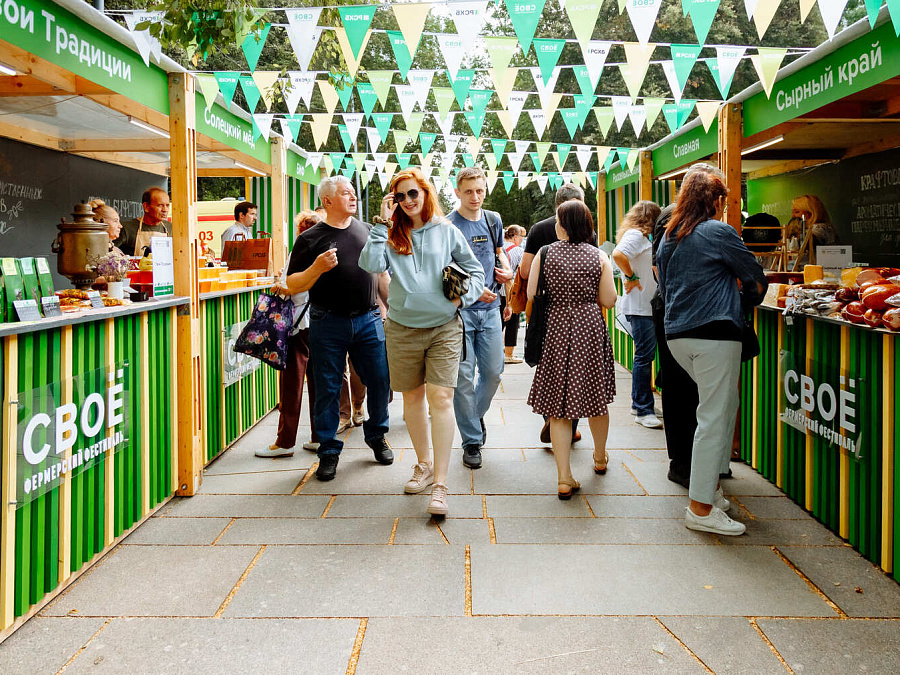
[666,170,729,243]
[388,168,443,256]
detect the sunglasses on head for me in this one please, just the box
[393,189,420,204]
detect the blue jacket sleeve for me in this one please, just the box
[451,227,486,308]
[720,224,769,306]
[359,223,390,274]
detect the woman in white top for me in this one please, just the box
[613,200,662,429]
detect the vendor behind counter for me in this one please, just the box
[115,187,171,256]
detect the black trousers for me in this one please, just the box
[498,296,520,348]
[652,303,698,477]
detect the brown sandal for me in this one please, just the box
[558,477,581,500]
[593,451,609,475]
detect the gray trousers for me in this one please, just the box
[667,338,742,505]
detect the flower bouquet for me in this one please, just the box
[88,249,131,299]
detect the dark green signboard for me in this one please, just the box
[606,163,639,190]
[652,120,719,176]
[286,150,322,185]
[195,95,272,165]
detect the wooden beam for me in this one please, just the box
[84,94,169,137]
[0,119,61,151]
[596,172,607,244]
[0,74,109,97]
[60,139,171,153]
[212,149,271,175]
[742,121,805,153]
[842,134,900,160]
[0,39,85,93]
[1,336,18,630]
[270,136,287,273]
[747,158,840,180]
[638,150,652,202]
[719,102,742,233]
[197,168,263,177]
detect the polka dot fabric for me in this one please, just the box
[527,241,617,419]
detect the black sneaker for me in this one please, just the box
[368,438,394,465]
[463,444,482,469]
[719,468,733,479]
[667,468,690,490]
[480,418,487,446]
[316,454,339,481]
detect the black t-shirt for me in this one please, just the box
[286,218,377,315]
[524,216,557,255]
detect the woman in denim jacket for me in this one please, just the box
[656,169,767,536]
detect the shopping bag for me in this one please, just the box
[615,294,633,336]
[222,234,274,274]
[523,246,550,368]
[233,293,293,370]
[507,267,528,314]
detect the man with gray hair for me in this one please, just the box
[284,175,392,481]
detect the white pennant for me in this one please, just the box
[449,1,490,53]
[582,41,613,91]
[611,96,632,131]
[445,134,464,155]
[307,152,324,169]
[278,119,294,142]
[818,0,850,38]
[531,68,561,112]
[364,160,377,174]
[441,151,456,171]
[125,12,163,66]
[527,109,548,138]
[253,114,274,140]
[342,113,364,143]
[378,172,391,190]
[507,92,529,128]
[395,85,419,120]
[628,104,647,136]
[744,0,759,18]
[434,113,455,138]
[366,127,382,151]
[437,34,468,82]
[575,145,593,171]
[625,0,664,46]
[661,61,683,103]
[407,70,435,110]
[518,172,531,189]
[374,152,389,171]
[509,150,525,173]
[561,171,573,183]
[536,175,549,193]
[714,47,746,98]
[284,8,324,72]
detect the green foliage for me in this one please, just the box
[198,177,244,201]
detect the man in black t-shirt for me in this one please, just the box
[284,176,392,481]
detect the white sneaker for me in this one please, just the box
[302,442,320,452]
[427,483,449,515]
[404,462,434,494]
[635,414,663,429]
[632,406,664,418]
[255,445,294,458]
[685,506,746,536]
[714,486,731,513]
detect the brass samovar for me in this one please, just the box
[51,202,109,288]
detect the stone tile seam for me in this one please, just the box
[148,514,825,521]
[652,616,714,673]
[388,518,399,544]
[748,617,795,674]
[434,522,452,545]
[771,546,850,619]
[465,545,473,617]
[210,518,237,545]
[53,617,112,675]
[113,542,848,549]
[204,467,314,477]
[488,518,497,544]
[213,545,267,619]
[38,613,875,620]
[729,495,758,520]
[345,618,368,675]
[321,495,337,517]
[620,463,650,496]
[292,464,317,495]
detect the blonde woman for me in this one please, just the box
[612,200,662,429]
[789,195,838,252]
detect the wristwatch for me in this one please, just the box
[625,272,640,282]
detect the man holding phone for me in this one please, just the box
[285,176,392,481]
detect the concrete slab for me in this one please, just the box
[720,463,786,496]
[606,424,669,449]
[223,545,465,617]
[779,545,900,617]
[486,495,593,517]
[356,617,706,674]
[63,618,359,675]
[0,617,105,675]
[621,458,688,496]
[218,517,394,545]
[392,518,492,545]
[735,495,810,519]
[163,494,331,518]
[326,494,484,518]
[658,617,786,675]
[203,440,315,476]
[298,455,472,495]
[493,517,709,545]
[122,517,230,545]
[718,515,844,547]
[470,544,836,616]
[198,470,308,495]
[757,618,900,673]
[586,495,689,519]
[43,546,259,617]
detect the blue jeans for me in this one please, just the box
[308,308,390,456]
[454,308,504,446]
[627,314,657,416]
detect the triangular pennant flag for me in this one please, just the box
[386,30,414,80]
[317,79,339,115]
[368,71,394,107]
[470,89,494,117]
[557,143,571,166]
[378,171,391,190]
[489,68,518,108]
[575,145,593,171]
[536,174,549,193]
[573,93,596,128]
[241,23,270,72]
[356,81,378,117]
[593,107,615,137]
[661,60,683,103]
[322,156,334,176]
[408,70,435,110]
[676,99,696,127]
[420,132,437,156]
[751,48,787,98]
[124,11,163,66]
[282,117,302,143]
[643,97,665,130]
[536,141,551,166]
[352,152,368,169]
[801,0,818,22]
[864,0,881,27]
[195,73,219,110]
[433,88,456,118]
[343,113,364,143]
[604,152,615,172]
[450,70,476,109]
[239,75,261,112]
[338,126,353,152]
[491,138,508,166]
[504,0,547,52]
[744,0,759,17]
[286,71,316,113]
[626,149,640,170]
[662,104,680,132]
[214,72,239,109]
[528,109,548,138]
[621,42,656,100]
[445,134,463,155]
[561,108,582,139]
[252,71,279,111]
[533,39,567,81]
[406,112,425,139]
[397,153,413,170]
[582,41,613,91]
[484,36,520,73]
[367,127,383,150]
[625,0,663,46]
[586,172,598,189]
[310,113,333,149]
[529,151,542,172]
[611,96,632,131]
[438,34,467,82]
[671,44,703,92]
[887,0,900,36]
[359,170,372,186]
[393,2,431,57]
[486,170,500,193]
[532,68,561,112]
[502,171,515,192]
[711,46,745,99]
[285,8,324,71]
[753,0,780,38]
[572,66,595,97]
[394,130,412,153]
[468,135,484,158]
[396,85,419,120]
[819,0,850,39]
[434,113,455,138]
[373,152,388,171]
[507,92,528,127]
[252,113,274,141]
[628,104,647,136]
[307,152,324,169]
[596,146,612,168]
[696,101,719,132]
[496,110,516,138]
[372,113,393,143]
[462,152,476,167]
[683,0,720,44]
[518,172,531,189]
[339,5,376,59]
[335,75,354,111]
[552,152,564,171]
[566,0,604,48]
[450,1,491,52]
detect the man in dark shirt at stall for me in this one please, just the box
[115,186,171,256]
[285,175,392,481]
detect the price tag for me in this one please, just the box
[13,299,42,322]
[86,290,104,309]
[41,296,62,318]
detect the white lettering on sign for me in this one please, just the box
[203,107,256,149]
[673,138,700,158]
[783,369,859,455]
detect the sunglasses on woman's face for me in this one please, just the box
[393,189,420,204]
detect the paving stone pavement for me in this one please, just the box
[3,360,900,674]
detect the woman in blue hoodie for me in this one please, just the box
[360,169,484,517]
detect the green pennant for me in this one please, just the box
[469,89,494,117]
[865,0,883,27]
[676,99,696,127]
[502,171,515,192]
[214,72,239,109]
[344,157,357,173]
[615,148,628,164]
[340,167,354,178]
[329,152,347,169]
[406,112,425,139]
[450,70,475,109]
[536,141,551,166]
[393,130,411,152]
[573,94,596,128]
[491,139,508,165]
[238,75,261,113]
[336,78,354,111]
[285,118,302,142]
[240,22,270,72]
[643,97,665,130]
[432,87,456,118]
[367,71,394,107]
[484,36,519,72]
[339,125,353,151]
[705,59,730,100]
[529,151,542,172]
[357,82,379,117]
[683,0,720,45]
[339,5,377,59]
[464,110,486,137]
[504,0,546,53]
[557,143,571,166]
[560,108,581,139]
[662,103,680,133]
[386,30,414,80]
[418,132,437,155]
[396,152,413,170]
[462,152,475,167]
[671,44,703,92]
[373,113,393,143]
[549,172,563,190]
[603,152,615,172]
[593,107,614,137]
[572,65,595,97]
[196,73,220,110]
[533,38,566,82]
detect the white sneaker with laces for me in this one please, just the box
[635,413,663,429]
[714,486,731,513]
[255,445,294,458]
[685,506,745,535]
[404,462,434,494]
[427,483,449,515]
[632,406,664,418]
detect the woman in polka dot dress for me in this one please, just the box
[526,199,619,499]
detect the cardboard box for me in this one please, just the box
[1,258,25,320]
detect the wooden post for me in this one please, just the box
[168,72,203,496]
[270,136,287,273]
[718,102,742,233]
[639,150,653,203]
[596,172,607,244]
[1,337,18,630]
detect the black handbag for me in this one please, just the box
[524,245,550,367]
[740,312,760,362]
[442,262,471,300]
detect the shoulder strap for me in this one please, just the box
[485,210,500,251]
[536,244,550,296]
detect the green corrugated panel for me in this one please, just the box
[224,295,238,445]
[895,350,900,581]
[204,300,224,462]
[114,314,142,537]
[147,309,173,508]
[781,318,807,504]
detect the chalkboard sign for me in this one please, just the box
[0,137,168,290]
